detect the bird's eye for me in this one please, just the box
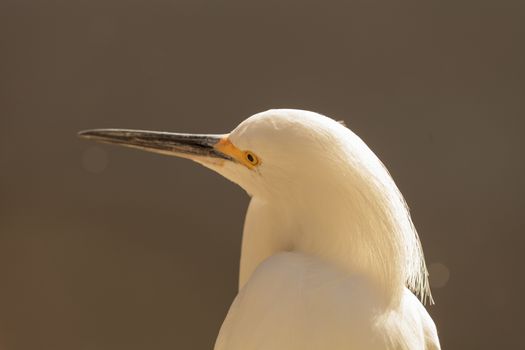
[244,151,259,166]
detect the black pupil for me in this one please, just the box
[247,154,254,162]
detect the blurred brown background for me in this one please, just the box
[0,1,523,349]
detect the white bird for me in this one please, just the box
[79,109,440,350]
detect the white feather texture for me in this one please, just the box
[215,252,439,350]
[206,109,439,349]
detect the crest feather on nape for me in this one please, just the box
[337,120,347,127]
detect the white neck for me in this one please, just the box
[239,170,430,307]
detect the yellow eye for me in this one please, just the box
[244,151,259,166]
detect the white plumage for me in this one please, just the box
[215,252,438,349]
[80,109,440,349]
[210,110,439,349]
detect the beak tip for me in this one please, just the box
[78,129,109,140]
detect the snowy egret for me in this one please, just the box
[79,109,440,349]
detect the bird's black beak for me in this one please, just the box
[78,129,233,162]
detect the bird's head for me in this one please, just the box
[79,109,363,200]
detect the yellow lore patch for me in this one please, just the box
[215,137,261,169]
